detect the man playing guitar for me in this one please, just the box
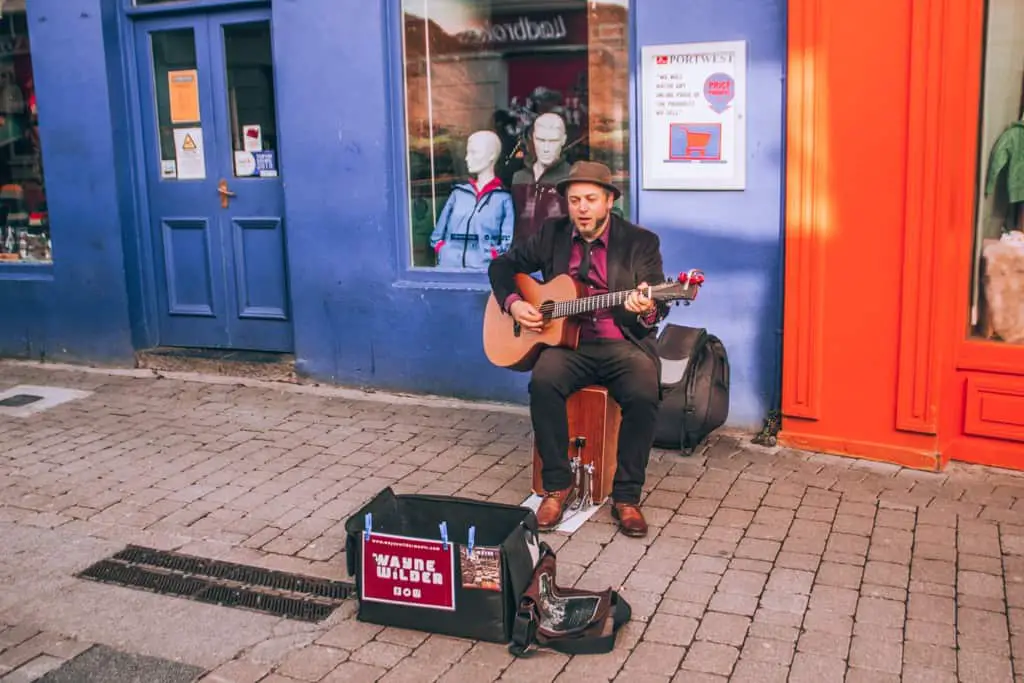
[488,161,670,537]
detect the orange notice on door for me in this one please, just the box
[168,69,200,123]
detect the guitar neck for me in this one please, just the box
[550,289,636,319]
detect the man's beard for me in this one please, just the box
[575,213,610,238]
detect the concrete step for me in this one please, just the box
[134,347,296,383]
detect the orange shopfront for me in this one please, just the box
[780,0,1024,470]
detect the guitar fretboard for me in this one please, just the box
[545,289,636,319]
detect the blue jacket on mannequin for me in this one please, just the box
[430,177,515,269]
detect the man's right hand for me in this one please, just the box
[510,299,544,332]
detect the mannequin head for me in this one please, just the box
[532,113,567,167]
[465,130,501,177]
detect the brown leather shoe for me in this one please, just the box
[611,502,648,537]
[536,487,578,531]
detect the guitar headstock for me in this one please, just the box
[650,269,705,305]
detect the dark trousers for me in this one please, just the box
[529,339,661,504]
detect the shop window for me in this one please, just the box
[973,0,1024,344]
[401,0,631,270]
[0,3,48,264]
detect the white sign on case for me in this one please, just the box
[640,40,748,191]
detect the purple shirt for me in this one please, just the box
[567,228,624,341]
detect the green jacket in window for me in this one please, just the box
[986,121,1024,204]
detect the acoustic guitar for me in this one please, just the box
[482,269,705,371]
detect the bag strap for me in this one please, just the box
[509,601,539,657]
[712,336,731,388]
[679,331,715,452]
[508,541,553,657]
[683,330,710,410]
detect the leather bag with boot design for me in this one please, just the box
[509,542,631,657]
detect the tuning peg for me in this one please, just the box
[684,269,705,286]
[676,271,689,284]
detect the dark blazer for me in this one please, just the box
[488,213,670,368]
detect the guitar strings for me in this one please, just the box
[537,291,633,318]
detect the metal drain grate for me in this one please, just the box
[79,560,211,597]
[0,393,43,407]
[111,546,351,600]
[77,545,355,622]
[195,585,337,622]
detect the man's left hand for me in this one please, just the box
[625,282,655,314]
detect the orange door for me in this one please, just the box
[779,0,1024,471]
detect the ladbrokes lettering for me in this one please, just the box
[457,15,568,46]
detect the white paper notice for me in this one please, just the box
[521,494,604,533]
[234,151,257,177]
[242,124,262,152]
[173,127,206,180]
[641,40,747,191]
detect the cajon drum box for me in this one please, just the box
[532,385,622,503]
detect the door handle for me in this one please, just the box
[217,179,236,208]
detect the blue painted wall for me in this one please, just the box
[0,0,134,363]
[634,0,787,426]
[273,0,523,402]
[0,0,785,430]
[274,0,786,427]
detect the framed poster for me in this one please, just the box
[640,40,747,191]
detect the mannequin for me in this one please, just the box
[511,112,570,246]
[430,130,514,270]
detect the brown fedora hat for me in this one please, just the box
[555,160,622,200]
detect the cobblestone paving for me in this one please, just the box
[2,363,1024,682]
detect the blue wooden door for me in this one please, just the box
[134,9,292,352]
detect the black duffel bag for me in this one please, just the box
[652,324,730,454]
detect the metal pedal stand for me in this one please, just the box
[568,436,586,511]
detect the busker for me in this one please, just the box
[488,161,669,538]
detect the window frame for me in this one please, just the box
[0,3,53,276]
[965,0,1024,345]
[125,0,268,17]
[386,0,638,289]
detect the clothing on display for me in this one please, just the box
[430,176,515,269]
[402,1,629,269]
[986,120,1024,205]
[511,158,570,247]
[0,21,47,263]
[976,107,1024,343]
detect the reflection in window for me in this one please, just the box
[151,28,198,175]
[0,6,48,264]
[974,0,1024,344]
[224,21,280,179]
[401,0,631,270]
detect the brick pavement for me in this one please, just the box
[2,362,1024,682]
